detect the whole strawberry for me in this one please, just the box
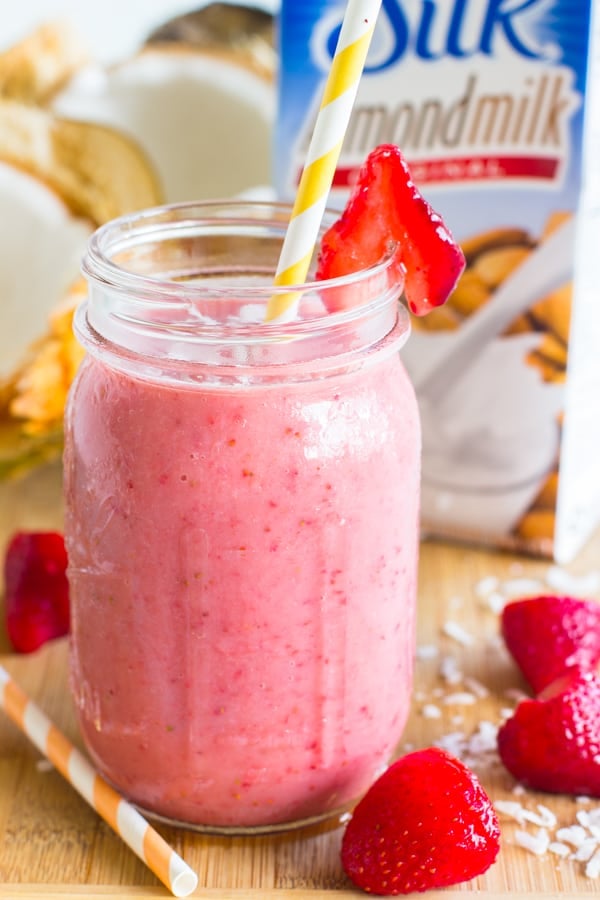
[501,595,600,693]
[497,667,600,797]
[4,531,70,653]
[341,747,500,895]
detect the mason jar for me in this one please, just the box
[63,200,420,833]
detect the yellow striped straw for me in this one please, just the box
[0,665,198,898]
[265,0,383,322]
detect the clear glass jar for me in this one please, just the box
[64,201,420,833]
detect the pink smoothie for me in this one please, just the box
[64,346,420,829]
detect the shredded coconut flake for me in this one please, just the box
[495,802,556,829]
[585,849,600,879]
[416,644,439,660]
[435,731,467,758]
[555,825,589,847]
[548,842,571,858]
[435,721,500,772]
[501,577,544,596]
[474,575,500,597]
[577,808,600,830]
[495,800,528,824]
[467,721,499,755]
[483,591,506,615]
[442,620,474,646]
[545,566,600,595]
[577,810,592,828]
[421,703,442,719]
[463,676,489,698]
[442,691,477,706]
[572,838,599,862]
[529,805,558,829]
[439,655,463,685]
[515,827,550,856]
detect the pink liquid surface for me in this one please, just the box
[64,350,420,829]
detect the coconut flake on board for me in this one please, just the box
[544,565,600,595]
[442,620,474,646]
[495,800,600,879]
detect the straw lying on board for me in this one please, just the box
[265,0,383,322]
[0,665,198,898]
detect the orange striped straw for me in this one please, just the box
[0,665,198,897]
[265,0,383,322]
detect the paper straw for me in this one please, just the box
[265,0,383,323]
[0,665,198,898]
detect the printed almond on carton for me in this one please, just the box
[277,0,600,563]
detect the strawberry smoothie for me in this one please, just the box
[63,201,421,831]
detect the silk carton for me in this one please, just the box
[276,0,600,562]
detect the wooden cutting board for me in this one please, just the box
[1,463,599,898]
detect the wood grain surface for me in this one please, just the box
[1,463,599,898]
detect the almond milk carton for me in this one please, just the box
[276,0,600,562]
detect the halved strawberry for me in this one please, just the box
[497,667,600,797]
[4,531,70,653]
[316,144,465,315]
[501,595,600,694]
[341,747,500,895]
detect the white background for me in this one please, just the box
[2,0,278,63]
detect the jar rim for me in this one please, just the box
[82,199,402,303]
[78,198,410,376]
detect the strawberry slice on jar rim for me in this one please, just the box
[316,143,465,316]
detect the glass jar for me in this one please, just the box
[64,201,420,833]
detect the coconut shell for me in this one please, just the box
[146,2,275,80]
[0,100,162,224]
[0,99,162,477]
